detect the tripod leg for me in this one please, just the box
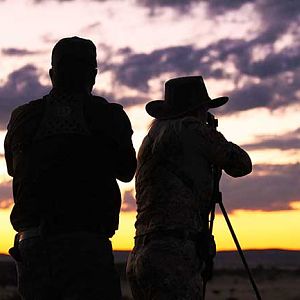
[218,200,262,300]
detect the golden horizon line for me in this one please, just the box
[2,247,299,255]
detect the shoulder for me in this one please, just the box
[90,95,124,113]
[90,95,109,105]
[91,95,129,118]
[87,96,132,132]
[8,98,44,129]
[11,98,44,115]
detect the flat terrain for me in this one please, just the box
[1,250,300,300]
[119,267,300,300]
[189,270,300,300]
[1,268,299,300]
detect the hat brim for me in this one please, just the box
[146,96,228,119]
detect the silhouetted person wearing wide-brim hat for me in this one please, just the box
[5,36,137,300]
[126,76,252,299]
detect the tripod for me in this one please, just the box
[202,113,262,300]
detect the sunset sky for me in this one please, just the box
[0,0,300,254]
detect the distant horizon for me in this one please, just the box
[1,248,300,256]
[3,248,300,271]
[1,247,300,256]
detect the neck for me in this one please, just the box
[51,86,91,96]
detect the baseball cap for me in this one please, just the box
[51,36,97,68]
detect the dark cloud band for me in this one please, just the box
[220,163,300,212]
[242,129,300,151]
[2,48,40,56]
[106,39,300,113]
[0,64,50,129]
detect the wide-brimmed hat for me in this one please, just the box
[51,36,97,68]
[146,76,228,119]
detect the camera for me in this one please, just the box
[206,112,218,129]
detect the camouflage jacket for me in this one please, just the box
[134,116,252,236]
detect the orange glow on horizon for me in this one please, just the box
[1,204,300,255]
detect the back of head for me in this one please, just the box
[50,36,97,93]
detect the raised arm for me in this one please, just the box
[182,117,252,177]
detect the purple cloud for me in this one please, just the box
[206,0,252,15]
[220,163,300,212]
[136,0,199,14]
[256,0,300,43]
[97,0,299,113]
[121,190,136,212]
[242,129,300,151]
[0,64,50,129]
[1,40,299,121]
[108,45,226,92]
[1,48,40,56]
[105,38,299,113]
[11,1,298,115]
[32,0,198,8]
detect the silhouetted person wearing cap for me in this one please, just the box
[126,76,252,300]
[4,36,136,300]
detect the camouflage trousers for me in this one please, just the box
[126,236,203,300]
[14,231,121,300]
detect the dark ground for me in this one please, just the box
[1,250,300,300]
